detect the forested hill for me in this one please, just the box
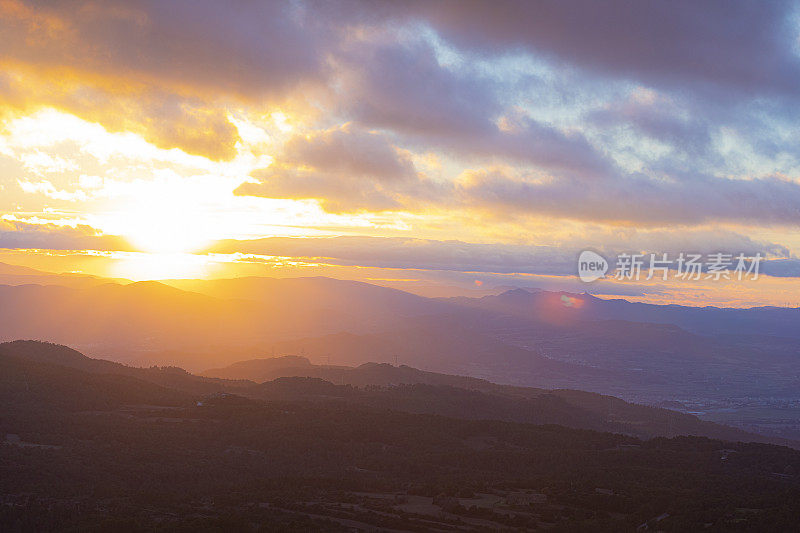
[1,340,795,447]
[2,342,800,530]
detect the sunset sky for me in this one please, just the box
[2,0,800,306]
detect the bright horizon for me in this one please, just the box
[5,6,800,530]
[2,1,800,307]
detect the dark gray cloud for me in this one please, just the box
[0,220,132,251]
[209,235,575,275]
[587,94,713,157]
[280,125,415,180]
[458,169,800,226]
[410,0,800,97]
[206,232,788,277]
[4,0,800,233]
[0,1,326,99]
[341,40,499,137]
[760,258,800,278]
[338,39,615,178]
[236,125,443,212]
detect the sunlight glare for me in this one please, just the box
[111,252,213,281]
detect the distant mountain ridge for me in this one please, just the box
[0,261,130,288]
[0,340,253,396]
[6,341,800,531]
[2,339,772,446]
[201,355,794,445]
[449,288,800,338]
[3,339,793,447]
[1,265,800,409]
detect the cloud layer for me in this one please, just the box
[2,0,800,297]
[0,220,131,251]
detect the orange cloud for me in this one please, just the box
[237,124,445,212]
[0,1,331,159]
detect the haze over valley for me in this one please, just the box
[3,1,800,530]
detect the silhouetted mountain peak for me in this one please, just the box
[357,362,394,370]
[200,355,314,381]
[0,340,90,366]
[260,376,346,397]
[497,287,537,299]
[0,262,46,276]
